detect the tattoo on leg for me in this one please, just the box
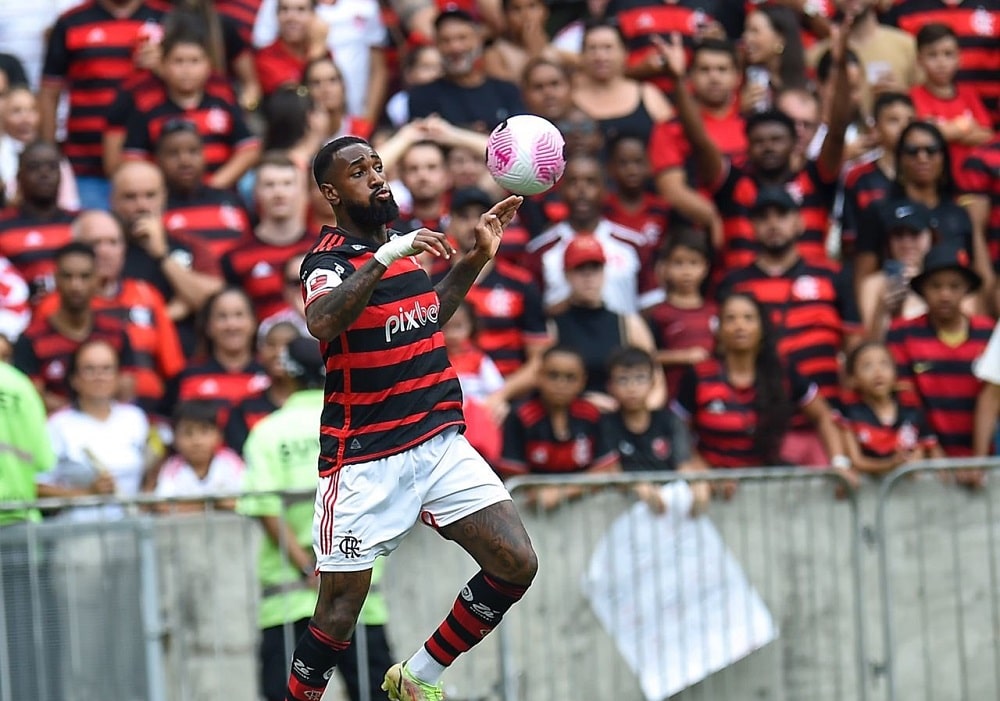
[440,502,536,584]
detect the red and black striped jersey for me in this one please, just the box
[711,159,839,272]
[35,279,185,414]
[220,231,314,321]
[717,258,859,403]
[673,357,817,468]
[224,391,279,453]
[606,0,726,93]
[107,72,235,135]
[215,0,263,43]
[448,260,550,377]
[887,0,1000,127]
[841,159,892,256]
[123,92,259,174]
[163,187,252,272]
[41,0,169,177]
[301,226,465,475]
[886,313,993,456]
[957,136,1000,271]
[168,357,271,423]
[12,311,136,403]
[649,107,747,177]
[643,300,718,400]
[0,207,76,299]
[910,83,994,177]
[836,399,938,460]
[498,397,618,477]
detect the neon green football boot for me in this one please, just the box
[381,662,445,701]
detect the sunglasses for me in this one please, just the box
[901,144,943,157]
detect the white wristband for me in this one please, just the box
[373,231,418,267]
[831,455,852,471]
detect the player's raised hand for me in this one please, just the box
[473,195,524,259]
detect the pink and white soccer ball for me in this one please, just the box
[485,115,566,196]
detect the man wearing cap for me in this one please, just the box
[718,186,859,467]
[437,187,551,421]
[407,9,524,132]
[887,244,994,484]
[239,337,394,701]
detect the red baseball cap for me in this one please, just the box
[563,235,606,270]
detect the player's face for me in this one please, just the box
[19,145,61,202]
[921,269,968,324]
[747,122,795,176]
[78,216,126,282]
[750,205,801,254]
[609,138,649,192]
[277,0,313,44]
[875,102,915,151]
[400,144,450,202]
[436,19,482,78]
[3,89,40,143]
[306,59,345,113]
[173,419,222,468]
[608,365,653,411]
[581,26,625,82]
[256,164,302,221]
[70,341,120,402]
[523,63,572,122]
[561,159,604,224]
[260,323,301,378]
[851,344,895,400]
[718,296,762,354]
[206,290,256,356]
[112,167,167,228]
[323,143,400,230]
[56,252,98,313]
[690,50,738,108]
[538,351,586,408]
[162,43,211,96]
[157,130,204,193]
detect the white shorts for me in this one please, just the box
[312,427,511,571]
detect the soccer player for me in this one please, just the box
[292,136,536,701]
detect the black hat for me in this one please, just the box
[434,6,478,30]
[283,337,326,386]
[910,243,982,296]
[749,186,798,215]
[882,199,932,233]
[450,187,492,213]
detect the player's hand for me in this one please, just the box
[650,33,687,80]
[472,195,523,260]
[376,228,454,266]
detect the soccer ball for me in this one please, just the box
[485,115,566,196]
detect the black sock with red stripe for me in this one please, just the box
[424,571,528,666]
[285,623,350,701]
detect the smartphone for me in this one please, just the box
[745,66,771,112]
[883,259,905,284]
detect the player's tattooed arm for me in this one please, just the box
[305,258,387,342]
[435,255,489,325]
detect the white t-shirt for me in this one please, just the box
[529,219,659,315]
[974,320,1000,385]
[154,448,245,499]
[253,0,387,117]
[41,403,149,521]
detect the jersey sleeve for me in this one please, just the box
[498,408,529,477]
[958,149,993,195]
[788,365,819,408]
[123,109,153,159]
[299,249,357,309]
[228,103,259,151]
[588,416,619,472]
[106,89,135,134]
[41,16,70,84]
[224,403,251,454]
[667,411,693,467]
[671,366,698,422]
[520,282,551,345]
[12,334,40,380]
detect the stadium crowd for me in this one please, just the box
[1,0,1000,698]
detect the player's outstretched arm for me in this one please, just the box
[435,195,522,324]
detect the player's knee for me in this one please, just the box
[312,590,367,640]
[507,540,539,587]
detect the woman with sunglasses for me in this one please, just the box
[855,121,994,309]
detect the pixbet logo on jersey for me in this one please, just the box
[384,300,440,343]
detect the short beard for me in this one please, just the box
[761,238,797,257]
[343,196,400,231]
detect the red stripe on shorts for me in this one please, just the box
[320,471,340,554]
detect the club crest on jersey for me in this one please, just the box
[384,300,439,342]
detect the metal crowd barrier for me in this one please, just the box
[1,461,999,701]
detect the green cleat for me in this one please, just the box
[381,662,445,701]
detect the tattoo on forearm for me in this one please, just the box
[306,259,386,341]
[435,256,487,325]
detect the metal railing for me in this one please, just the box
[1,460,999,701]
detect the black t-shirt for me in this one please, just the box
[857,198,974,263]
[600,409,691,472]
[408,77,525,132]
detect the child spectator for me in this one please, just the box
[499,346,620,510]
[443,301,505,465]
[642,228,717,401]
[887,244,993,485]
[838,341,942,477]
[154,400,244,512]
[603,133,670,268]
[601,346,706,514]
[910,24,993,179]
[123,26,261,189]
